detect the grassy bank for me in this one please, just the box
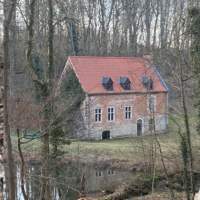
[11,115,200,167]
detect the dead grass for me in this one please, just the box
[11,116,200,167]
[64,115,200,168]
[67,132,179,162]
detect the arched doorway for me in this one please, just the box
[102,130,110,140]
[137,119,143,136]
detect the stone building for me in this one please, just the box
[60,56,168,140]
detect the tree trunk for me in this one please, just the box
[3,0,17,199]
[160,0,166,49]
[145,0,151,52]
[180,61,194,199]
[17,128,29,200]
[40,0,54,199]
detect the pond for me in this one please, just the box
[0,160,134,200]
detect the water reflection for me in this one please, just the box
[0,162,4,199]
[1,160,133,200]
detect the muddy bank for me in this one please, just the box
[97,171,200,200]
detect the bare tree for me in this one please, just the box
[3,0,17,199]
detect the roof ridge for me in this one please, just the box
[69,56,144,59]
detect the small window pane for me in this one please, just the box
[95,108,102,122]
[108,107,115,121]
[125,106,132,119]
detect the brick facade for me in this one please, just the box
[76,92,168,139]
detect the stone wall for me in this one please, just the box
[76,92,168,140]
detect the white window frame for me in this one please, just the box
[107,106,115,122]
[124,106,132,120]
[95,107,102,122]
[148,95,156,113]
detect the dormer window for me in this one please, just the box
[119,77,131,90]
[142,76,153,90]
[102,77,113,91]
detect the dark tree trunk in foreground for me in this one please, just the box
[3,0,17,199]
[40,0,54,199]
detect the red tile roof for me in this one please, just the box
[67,56,168,94]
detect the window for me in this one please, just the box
[125,106,132,119]
[119,77,131,90]
[149,118,155,131]
[96,171,102,177]
[149,95,156,113]
[108,169,114,175]
[108,107,115,121]
[102,77,113,91]
[142,76,153,90]
[95,108,102,122]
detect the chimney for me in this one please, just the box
[143,54,153,65]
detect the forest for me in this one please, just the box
[0,0,200,199]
